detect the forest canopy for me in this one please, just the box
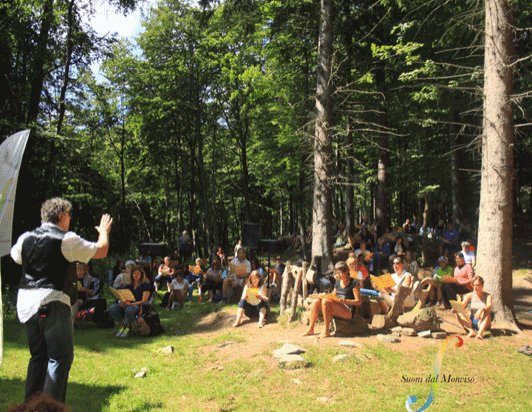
[1,0,531,260]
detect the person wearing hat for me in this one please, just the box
[426,256,454,306]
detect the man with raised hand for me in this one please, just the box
[11,198,112,403]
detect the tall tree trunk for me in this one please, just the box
[312,0,334,270]
[56,0,75,135]
[449,108,464,224]
[476,0,517,328]
[27,0,54,125]
[375,65,389,228]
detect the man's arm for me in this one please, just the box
[92,214,113,259]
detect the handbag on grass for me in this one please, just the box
[132,307,151,336]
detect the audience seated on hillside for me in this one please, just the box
[202,259,223,302]
[453,276,492,339]
[155,256,175,292]
[302,261,361,338]
[439,222,460,257]
[461,241,476,268]
[113,260,136,288]
[441,252,474,310]
[222,248,251,303]
[166,269,188,310]
[109,265,151,338]
[232,270,269,328]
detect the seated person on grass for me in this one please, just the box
[113,260,136,288]
[389,235,406,262]
[155,256,175,292]
[461,241,476,268]
[71,262,97,323]
[266,256,285,288]
[232,270,269,328]
[453,276,492,339]
[109,265,151,338]
[302,261,361,338]
[404,250,419,279]
[376,256,412,313]
[372,237,388,274]
[192,257,207,302]
[166,269,189,310]
[441,252,474,309]
[184,262,202,302]
[202,259,223,302]
[426,256,454,306]
[439,222,460,258]
[222,248,251,302]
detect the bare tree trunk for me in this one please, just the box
[311,0,334,270]
[477,0,517,329]
[375,65,389,228]
[27,0,54,125]
[449,108,464,224]
[56,0,75,135]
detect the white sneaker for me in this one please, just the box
[115,328,124,337]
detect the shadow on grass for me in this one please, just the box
[0,377,124,412]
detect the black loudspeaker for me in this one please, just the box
[139,243,167,256]
[259,239,285,254]
[242,223,260,249]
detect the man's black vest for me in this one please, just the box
[19,224,71,291]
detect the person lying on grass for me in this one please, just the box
[453,275,492,339]
[302,261,362,338]
[232,270,269,328]
[109,265,150,338]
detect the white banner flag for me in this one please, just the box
[0,129,30,257]
[0,129,29,366]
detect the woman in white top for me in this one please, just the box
[232,271,269,328]
[377,256,412,311]
[454,276,492,339]
[461,241,476,268]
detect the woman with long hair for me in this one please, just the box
[232,270,269,328]
[109,265,151,338]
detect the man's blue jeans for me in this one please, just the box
[24,301,74,403]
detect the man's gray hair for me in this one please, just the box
[41,198,72,224]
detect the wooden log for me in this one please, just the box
[289,266,304,322]
[280,261,292,313]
